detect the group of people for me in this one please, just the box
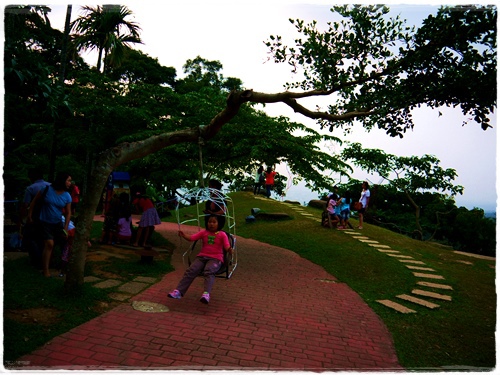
[253,165,277,198]
[323,181,371,230]
[100,190,163,248]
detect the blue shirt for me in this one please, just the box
[40,186,72,224]
[24,179,50,204]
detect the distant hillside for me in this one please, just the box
[484,211,496,219]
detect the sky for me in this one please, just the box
[45,1,497,211]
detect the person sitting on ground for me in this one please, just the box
[113,207,132,245]
[168,214,233,304]
[323,192,340,228]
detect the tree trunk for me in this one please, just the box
[64,90,250,292]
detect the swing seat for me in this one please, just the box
[183,231,237,279]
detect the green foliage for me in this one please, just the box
[71,5,142,73]
[342,142,464,195]
[266,5,496,136]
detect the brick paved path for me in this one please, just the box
[15,220,401,371]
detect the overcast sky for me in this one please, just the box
[45,1,497,211]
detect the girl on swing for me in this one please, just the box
[168,214,233,304]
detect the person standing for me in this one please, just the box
[264,166,277,198]
[19,169,51,266]
[358,181,371,229]
[253,165,264,195]
[28,172,72,277]
[132,192,161,247]
[204,179,226,230]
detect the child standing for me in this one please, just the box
[338,191,352,230]
[132,192,161,247]
[168,215,233,304]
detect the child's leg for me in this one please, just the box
[133,227,144,246]
[201,258,222,294]
[176,258,206,296]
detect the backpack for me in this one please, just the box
[31,185,49,222]
[259,173,265,184]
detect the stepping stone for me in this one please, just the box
[84,276,102,283]
[377,249,400,253]
[132,301,169,313]
[386,254,413,259]
[93,279,122,289]
[413,272,445,280]
[376,299,416,313]
[358,239,379,243]
[368,244,391,249]
[353,236,370,240]
[301,213,314,217]
[134,276,157,284]
[399,259,426,265]
[417,281,453,290]
[345,231,360,235]
[405,265,436,271]
[109,292,131,301]
[118,281,150,294]
[412,289,452,301]
[397,294,440,309]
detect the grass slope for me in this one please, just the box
[169,191,496,370]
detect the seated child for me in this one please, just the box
[168,214,233,304]
[113,209,132,244]
[323,193,340,228]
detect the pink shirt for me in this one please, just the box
[191,230,230,263]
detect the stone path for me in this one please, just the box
[267,198,456,314]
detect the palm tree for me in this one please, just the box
[71,5,142,73]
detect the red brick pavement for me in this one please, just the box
[14,219,402,371]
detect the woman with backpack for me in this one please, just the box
[28,172,72,277]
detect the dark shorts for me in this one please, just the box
[358,207,366,214]
[41,221,64,241]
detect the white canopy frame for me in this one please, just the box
[175,187,237,278]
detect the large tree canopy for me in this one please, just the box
[264,5,496,136]
[4,4,496,292]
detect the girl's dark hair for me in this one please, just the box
[266,166,272,173]
[52,172,71,191]
[257,166,264,173]
[204,213,223,231]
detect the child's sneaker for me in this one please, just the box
[200,292,210,304]
[168,289,182,299]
